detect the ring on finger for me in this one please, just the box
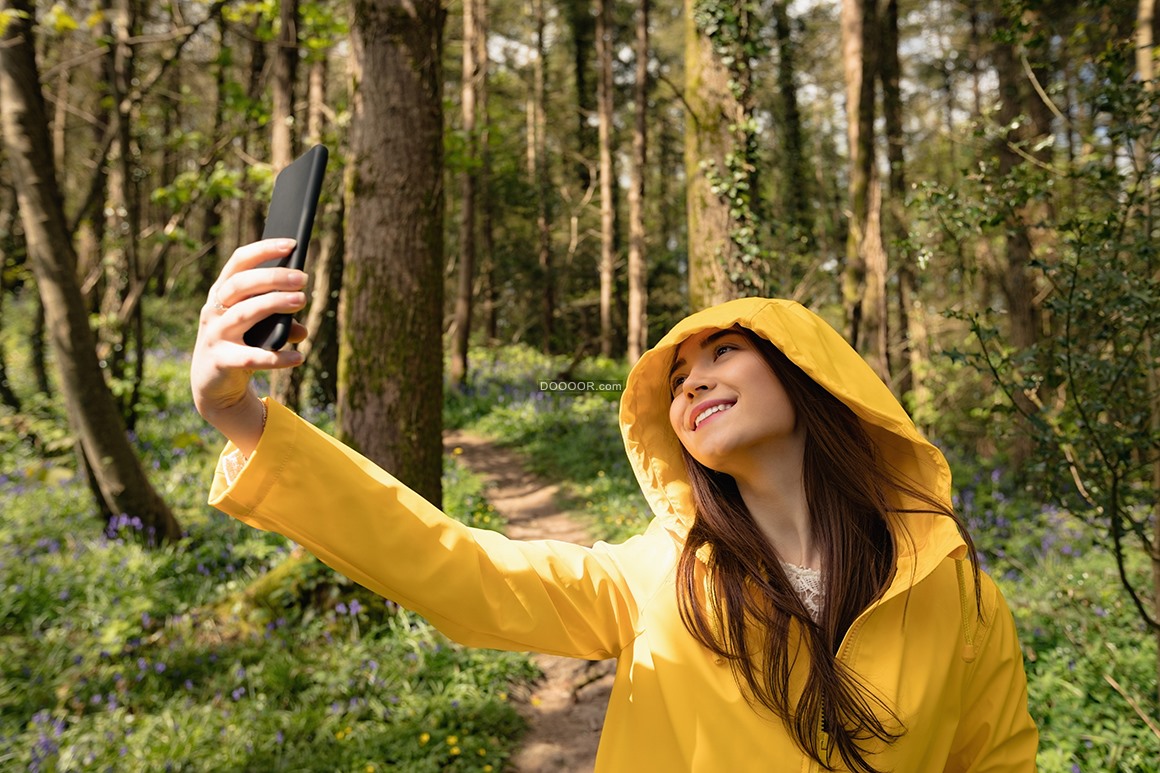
[209,291,229,313]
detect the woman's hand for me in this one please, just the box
[191,238,310,455]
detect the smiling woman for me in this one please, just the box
[193,274,1038,772]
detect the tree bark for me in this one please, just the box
[271,0,300,172]
[840,0,879,352]
[477,0,497,345]
[198,8,228,299]
[340,0,445,505]
[597,0,616,357]
[0,0,181,543]
[450,0,480,389]
[627,0,650,364]
[565,0,597,189]
[100,0,147,425]
[1134,0,1160,700]
[685,0,736,310]
[993,30,1047,351]
[771,1,812,248]
[532,0,554,350]
[880,0,916,402]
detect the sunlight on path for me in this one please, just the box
[444,430,615,773]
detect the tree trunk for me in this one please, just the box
[685,0,735,310]
[0,271,19,411]
[278,55,336,413]
[340,0,445,506]
[626,0,649,364]
[450,0,480,389]
[198,8,228,299]
[771,1,812,249]
[840,0,879,351]
[993,33,1044,351]
[478,0,498,345]
[532,0,554,350]
[597,0,616,357]
[271,0,300,172]
[100,0,146,425]
[565,0,597,189]
[879,0,915,402]
[1135,0,1160,701]
[0,0,181,543]
[243,34,268,245]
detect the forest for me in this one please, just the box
[1,0,1158,768]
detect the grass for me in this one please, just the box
[0,297,536,772]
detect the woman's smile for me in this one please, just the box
[691,399,736,430]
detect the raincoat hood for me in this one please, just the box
[620,297,966,572]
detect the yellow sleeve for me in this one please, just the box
[209,400,649,660]
[946,576,1039,772]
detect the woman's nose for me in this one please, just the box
[682,369,713,397]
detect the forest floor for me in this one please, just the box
[443,430,614,773]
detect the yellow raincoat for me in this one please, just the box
[210,297,1038,771]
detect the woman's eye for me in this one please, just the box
[670,375,686,393]
[714,344,736,358]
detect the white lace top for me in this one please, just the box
[782,562,823,621]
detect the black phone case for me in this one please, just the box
[243,144,329,350]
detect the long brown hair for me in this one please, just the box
[674,328,978,773]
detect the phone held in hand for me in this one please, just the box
[243,144,329,351]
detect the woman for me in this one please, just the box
[192,239,1038,771]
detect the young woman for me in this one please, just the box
[192,239,1038,772]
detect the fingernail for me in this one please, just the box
[290,271,308,287]
[276,238,297,249]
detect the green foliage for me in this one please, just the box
[0,305,535,772]
[952,459,1159,771]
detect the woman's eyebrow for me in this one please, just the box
[668,330,741,378]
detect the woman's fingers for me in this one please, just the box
[211,339,304,371]
[213,266,308,311]
[216,290,308,332]
[224,238,297,274]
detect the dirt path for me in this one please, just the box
[443,430,615,773]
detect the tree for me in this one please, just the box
[685,0,739,309]
[0,0,181,543]
[839,0,889,381]
[879,0,918,404]
[450,0,481,389]
[339,0,445,505]
[626,0,650,363]
[596,0,616,356]
[531,0,553,350]
[271,0,300,172]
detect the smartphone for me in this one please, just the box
[243,144,329,350]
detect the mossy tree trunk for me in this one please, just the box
[684,0,736,311]
[340,0,445,506]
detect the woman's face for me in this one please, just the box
[667,328,801,476]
